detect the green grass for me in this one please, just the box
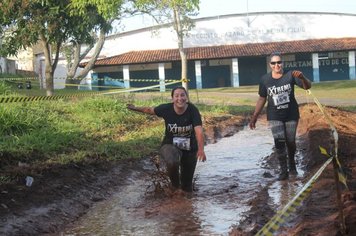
[296,80,356,100]
[0,79,355,184]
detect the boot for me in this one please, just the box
[166,165,180,189]
[287,142,297,175]
[277,155,289,181]
[288,155,298,176]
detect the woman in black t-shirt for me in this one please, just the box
[127,86,206,192]
[249,52,312,181]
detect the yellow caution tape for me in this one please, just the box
[0,79,183,103]
[0,77,38,81]
[1,77,181,82]
[256,88,351,235]
[101,80,181,95]
[256,155,333,236]
[0,92,101,103]
[307,90,348,189]
[181,78,189,83]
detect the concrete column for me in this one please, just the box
[158,63,166,92]
[91,73,98,91]
[195,60,202,89]
[232,58,239,87]
[123,65,130,88]
[349,51,356,80]
[86,71,92,90]
[312,53,320,83]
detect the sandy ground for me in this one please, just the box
[0,104,356,236]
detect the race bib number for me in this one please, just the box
[272,92,290,106]
[173,137,191,150]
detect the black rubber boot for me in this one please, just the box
[277,155,289,181]
[288,155,298,176]
[287,142,297,175]
[166,165,180,189]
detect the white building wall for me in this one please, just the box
[185,13,356,46]
[0,57,7,73]
[7,48,34,71]
[101,28,179,57]
[97,12,356,58]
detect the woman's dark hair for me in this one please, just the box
[269,52,282,61]
[171,86,188,97]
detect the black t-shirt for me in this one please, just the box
[258,70,304,121]
[154,103,202,152]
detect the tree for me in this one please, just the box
[0,0,109,95]
[62,14,112,87]
[65,0,132,86]
[135,0,199,91]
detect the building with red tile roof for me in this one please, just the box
[80,12,356,90]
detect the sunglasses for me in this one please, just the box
[270,61,282,65]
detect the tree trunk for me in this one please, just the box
[179,48,188,91]
[173,8,189,92]
[65,42,82,90]
[41,37,54,96]
[75,28,106,79]
[66,42,81,79]
[40,35,61,96]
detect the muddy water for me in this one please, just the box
[64,121,306,236]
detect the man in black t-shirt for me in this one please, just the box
[249,52,312,180]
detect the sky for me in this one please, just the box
[118,0,356,32]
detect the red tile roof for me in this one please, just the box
[82,37,356,67]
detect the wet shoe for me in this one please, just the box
[277,155,289,181]
[277,172,289,181]
[289,169,298,176]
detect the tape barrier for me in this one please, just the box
[55,83,127,89]
[0,77,38,81]
[319,146,348,190]
[101,80,181,95]
[182,78,189,83]
[0,80,182,103]
[255,152,334,236]
[256,90,350,235]
[1,77,182,82]
[0,92,102,103]
[306,90,348,189]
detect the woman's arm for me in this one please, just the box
[249,96,267,129]
[127,104,156,115]
[194,125,206,162]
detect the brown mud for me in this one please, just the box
[1,104,356,236]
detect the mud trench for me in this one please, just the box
[61,120,277,235]
[61,106,356,235]
[1,104,356,236]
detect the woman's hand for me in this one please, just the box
[197,150,206,162]
[127,104,136,110]
[249,115,258,130]
[292,70,312,89]
[292,70,305,80]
